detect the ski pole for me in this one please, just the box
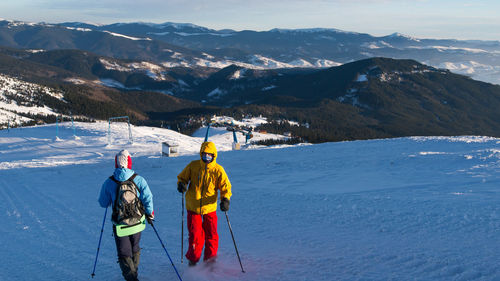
[150,222,183,281]
[181,192,184,264]
[91,207,108,278]
[224,211,245,273]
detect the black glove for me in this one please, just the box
[177,181,187,193]
[146,212,155,225]
[220,198,230,212]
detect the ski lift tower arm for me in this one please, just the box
[232,128,238,143]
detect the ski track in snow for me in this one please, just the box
[1,122,500,280]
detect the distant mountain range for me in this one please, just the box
[1,19,500,142]
[1,43,500,142]
[1,19,499,85]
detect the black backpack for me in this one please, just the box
[110,174,145,226]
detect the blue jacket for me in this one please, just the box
[98,168,154,217]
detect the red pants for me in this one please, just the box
[186,211,218,262]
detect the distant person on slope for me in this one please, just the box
[177,141,232,266]
[98,149,154,281]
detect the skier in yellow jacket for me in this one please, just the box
[177,141,232,266]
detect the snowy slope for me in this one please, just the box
[1,123,500,280]
[0,74,66,126]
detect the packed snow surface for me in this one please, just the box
[1,122,500,280]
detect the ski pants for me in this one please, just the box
[186,211,218,263]
[113,226,141,258]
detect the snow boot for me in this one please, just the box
[118,256,139,281]
[204,256,216,271]
[188,260,197,267]
[204,256,216,265]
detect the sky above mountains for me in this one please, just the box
[1,0,499,41]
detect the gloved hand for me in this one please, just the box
[146,211,155,224]
[177,181,187,193]
[220,198,230,212]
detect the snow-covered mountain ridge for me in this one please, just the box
[2,19,500,85]
[0,74,67,127]
[73,21,500,85]
[2,52,500,146]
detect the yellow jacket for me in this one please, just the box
[177,142,232,214]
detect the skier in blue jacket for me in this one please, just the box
[98,149,154,281]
